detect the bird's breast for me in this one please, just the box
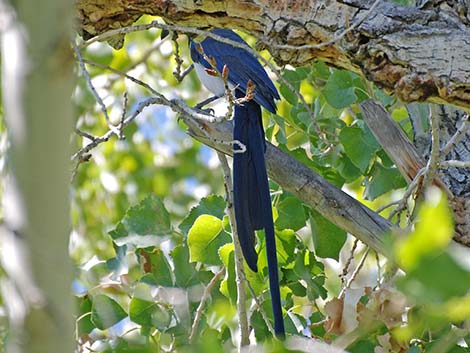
[194,62,233,97]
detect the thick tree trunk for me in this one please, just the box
[360,100,470,246]
[0,1,74,352]
[75,0,470,110]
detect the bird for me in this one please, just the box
[189,28,285,337]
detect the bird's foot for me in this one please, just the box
[195,96,219,110]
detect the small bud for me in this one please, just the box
[205,68,219,76]
[246,80,257,96]
[222,65,229,79]
[208,56,217,68]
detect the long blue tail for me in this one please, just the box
[233,91,285,337]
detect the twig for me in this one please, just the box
[189,268,225,343]
[216,152,250,346]
[193,44,256,123]
[79,22,324,143]
[387,167,426,221]
[441,113,470,156]
[74,128,97,141]
[118,92,128,139]
[82,59,165,98]
[73,41,119,135]
[339,247,370,298]
[70,152,91,182]
[171,31,185,82]
[422,105,441,189]
[83,59,229,125]
[73,44,397,261]
[375,199,401,214]
[440,160,470,168]
[71,129,94,181]
[340,238,359,287]
[194,43,237,121]
[243,272,276,337]
[178,64,194,81]
[105,39,165,88]
[263,0,382,51]
[375,251,381,289]
[71,97,161,162]
[74,59,249,160]
[127,40,164,72]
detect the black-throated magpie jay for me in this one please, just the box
[189,28,285,337]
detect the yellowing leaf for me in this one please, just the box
[442,296,470,321]
[395,189,453,270]
[187,215,223,263]
[218,243,234,267]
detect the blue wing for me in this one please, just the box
[190,29,279,113]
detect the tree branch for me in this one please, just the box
[359,100,470,247]
[184,116,395,258]
[75,0,470,110]
[217,152,250,346]
[189,268,225,343]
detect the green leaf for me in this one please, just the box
[322,70,357,109]
[348,339,376,353]
[109,195,171,245]
[311,60,331,81]
[274,229,297,266]
[398,252,470,303]
[195,328,225,353]
[170,245,201,288]
[310,212,347,260]
[339,126,378,172]
[84,43,114,67]
[285,312,307,335]
[373,86,395,107]
[129,297,172,330]
[364,162,407,200]
[101,337,158,353]
[179,195,226,235]
[275,197,307,231]
[136,248,173,286]
[218,243,237,303]
[108,222,128,240]
[309,311,326,337]
[251,310,271,341]
[296,111,312,128]
[306,273,327,301]
[123,195,170,235]
[289,251,327,300]
[407,345,423,353]
[76,297,95,336]
[273,114,287,145]
[106,244,128,277]
[188,215,230,265]
[91,295,127,330]
[337,154,362,182]
[279,69,301,105]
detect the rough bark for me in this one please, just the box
[360,100,470,246]
[75,0,470,110]
[0,1,74,352]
